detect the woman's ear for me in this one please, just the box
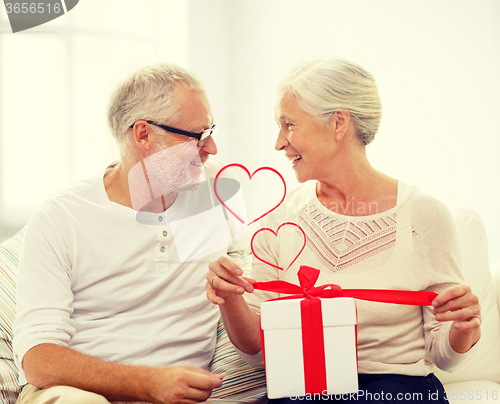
[131,120,153,152]
[330,110,350,143]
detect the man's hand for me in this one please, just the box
[150,366,222,404]
[432,284,481,353]
[23,344,221,404]
[206,255,255,306]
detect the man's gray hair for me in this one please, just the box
[107,62,205,148]
[276,57,382,145]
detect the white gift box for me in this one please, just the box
[260,297,358,399]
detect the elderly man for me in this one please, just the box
[14,63,248,404]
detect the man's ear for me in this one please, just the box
[330,109,350,143]
[132,120,153,152]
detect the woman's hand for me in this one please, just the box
[432,284,481,353]
[206,255,255,306]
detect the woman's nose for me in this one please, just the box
[275,127,289,151]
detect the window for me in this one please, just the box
[0,0,189,241]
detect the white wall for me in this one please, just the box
[1,0,499,262]
[188,0,500,262]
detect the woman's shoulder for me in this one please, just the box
[257,181,316,225]
[279,181,317,213]
[408,186,452,216]
[405,186,456,232]
[285,181,316,202]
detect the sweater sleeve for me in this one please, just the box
[13,201,76,372]
[227,234,252,277]
[413,194,474,371]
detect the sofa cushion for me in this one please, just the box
[435,208,500,385]
[209,318,267,402]
[491,263,500,310]
[0,228,24,403]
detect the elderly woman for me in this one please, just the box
[206,57,480,403]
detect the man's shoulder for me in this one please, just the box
[34,169,104,216]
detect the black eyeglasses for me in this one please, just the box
[130,120,217,147]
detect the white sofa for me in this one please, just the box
[0,207,499,403]
[434,208,500,404]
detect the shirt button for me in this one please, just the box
[158,216,163,222]
[163,231,168,237]
[160,246,166,253]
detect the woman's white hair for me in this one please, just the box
[107,62,205,150]
[276,57,382,145]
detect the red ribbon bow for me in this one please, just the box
[253,265,438,306]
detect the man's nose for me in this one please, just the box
[200,135,218,155]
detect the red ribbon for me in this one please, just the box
[255,265,438,395]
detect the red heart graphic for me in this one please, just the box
[251,222,306,271]
[214,163,286,226]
